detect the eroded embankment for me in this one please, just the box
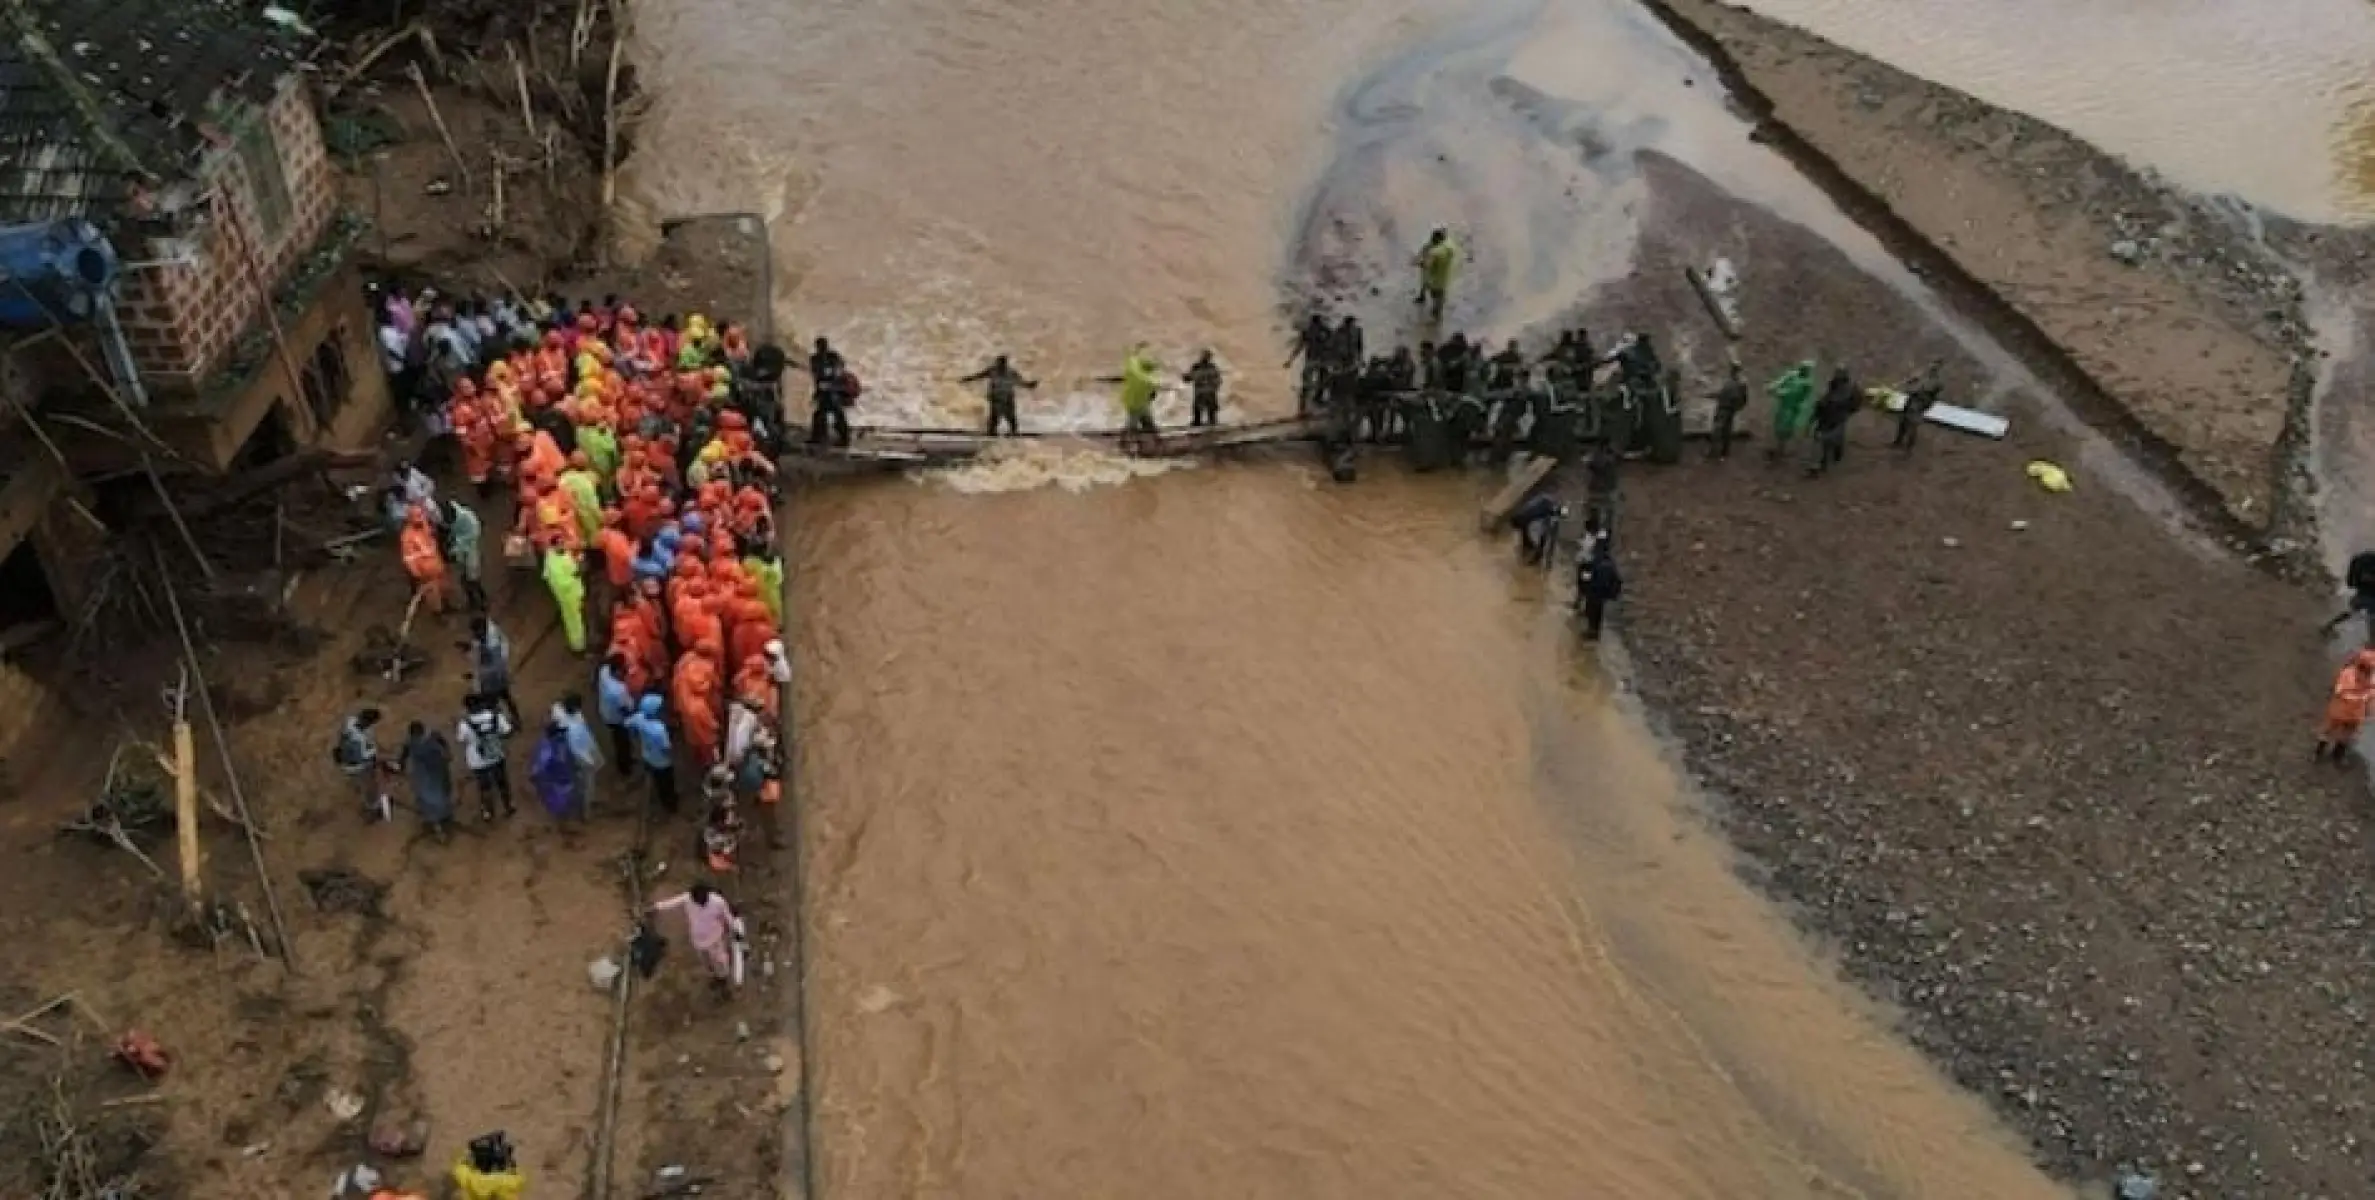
[1637,0,2358,571]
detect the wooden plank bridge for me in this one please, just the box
[780,413,1752,473]
[782,415,1333,470]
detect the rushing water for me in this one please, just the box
[1730,0,2375,224]
[625,0,2078,1194]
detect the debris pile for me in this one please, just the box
[0,997,166,1200]
[65,450,381,664]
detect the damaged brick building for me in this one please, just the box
[0,0,386,643]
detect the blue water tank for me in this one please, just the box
[0,218,121,328]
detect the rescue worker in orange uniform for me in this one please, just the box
[400,506,450,614]
[2316,646,2375,764]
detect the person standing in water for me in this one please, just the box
[958,355,1038,437]
[1183,351,1224,428]
[1414,228,1459,321]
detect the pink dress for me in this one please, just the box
[653,891,737,977]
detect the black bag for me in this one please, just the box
[629,921,668,979]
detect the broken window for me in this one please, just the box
[301,329,351,428]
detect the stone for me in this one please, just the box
[2109,239,2144,265]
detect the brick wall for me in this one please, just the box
[113,78,338,386]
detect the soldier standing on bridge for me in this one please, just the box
[1332,316,1365,380]
[1183,351,1224,428]
[792,336,853,448]
[1285,314,1331,415]
[959,355,1039,437]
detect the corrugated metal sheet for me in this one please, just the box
[0,0,312,225]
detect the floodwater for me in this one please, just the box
[624,0,2080,1194]
[1729,0,2375,224]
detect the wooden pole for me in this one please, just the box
[599,0,626,215]
[173,716,201,904]
[507,41,537,141]
[153,544,297,973]
[406,63,473,190]
[217,187,316,445]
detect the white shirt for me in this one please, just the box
[458,709,514,772]
[378,323,407,374]
[725,703,762,766]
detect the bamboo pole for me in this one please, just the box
[406,62,473,190]
[507,42,537,141]
[599,0,627,216]
[217,186,316,445]
[153,544,297,973]
[173,714,202,905]
[489,151,506,235]
[340,21,427,84]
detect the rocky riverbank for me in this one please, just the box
[1643,0,2375,559]
[1559,10,2375,1198]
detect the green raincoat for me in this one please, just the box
[578,424,620,484]
[744,555,784,625]
[1421,238,1459,292]
[1120,351,1161,418]
[542,548,587,654]
[1767,363,1814,440]
[558,468,603,547]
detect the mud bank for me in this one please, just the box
[1558,114,2375,1200]
[1642,0,2375,556]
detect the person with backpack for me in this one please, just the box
[334,708,390,821]
[457,693,517,822]
[466,617,520,725]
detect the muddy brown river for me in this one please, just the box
[622,0,2089,1194]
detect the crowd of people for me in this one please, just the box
[345,242,1981,866]
[347,286,793,950]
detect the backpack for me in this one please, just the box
[467,715,506,764]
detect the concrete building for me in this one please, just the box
[0,0,386,638]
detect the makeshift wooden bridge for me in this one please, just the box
[783,414,1333,469]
